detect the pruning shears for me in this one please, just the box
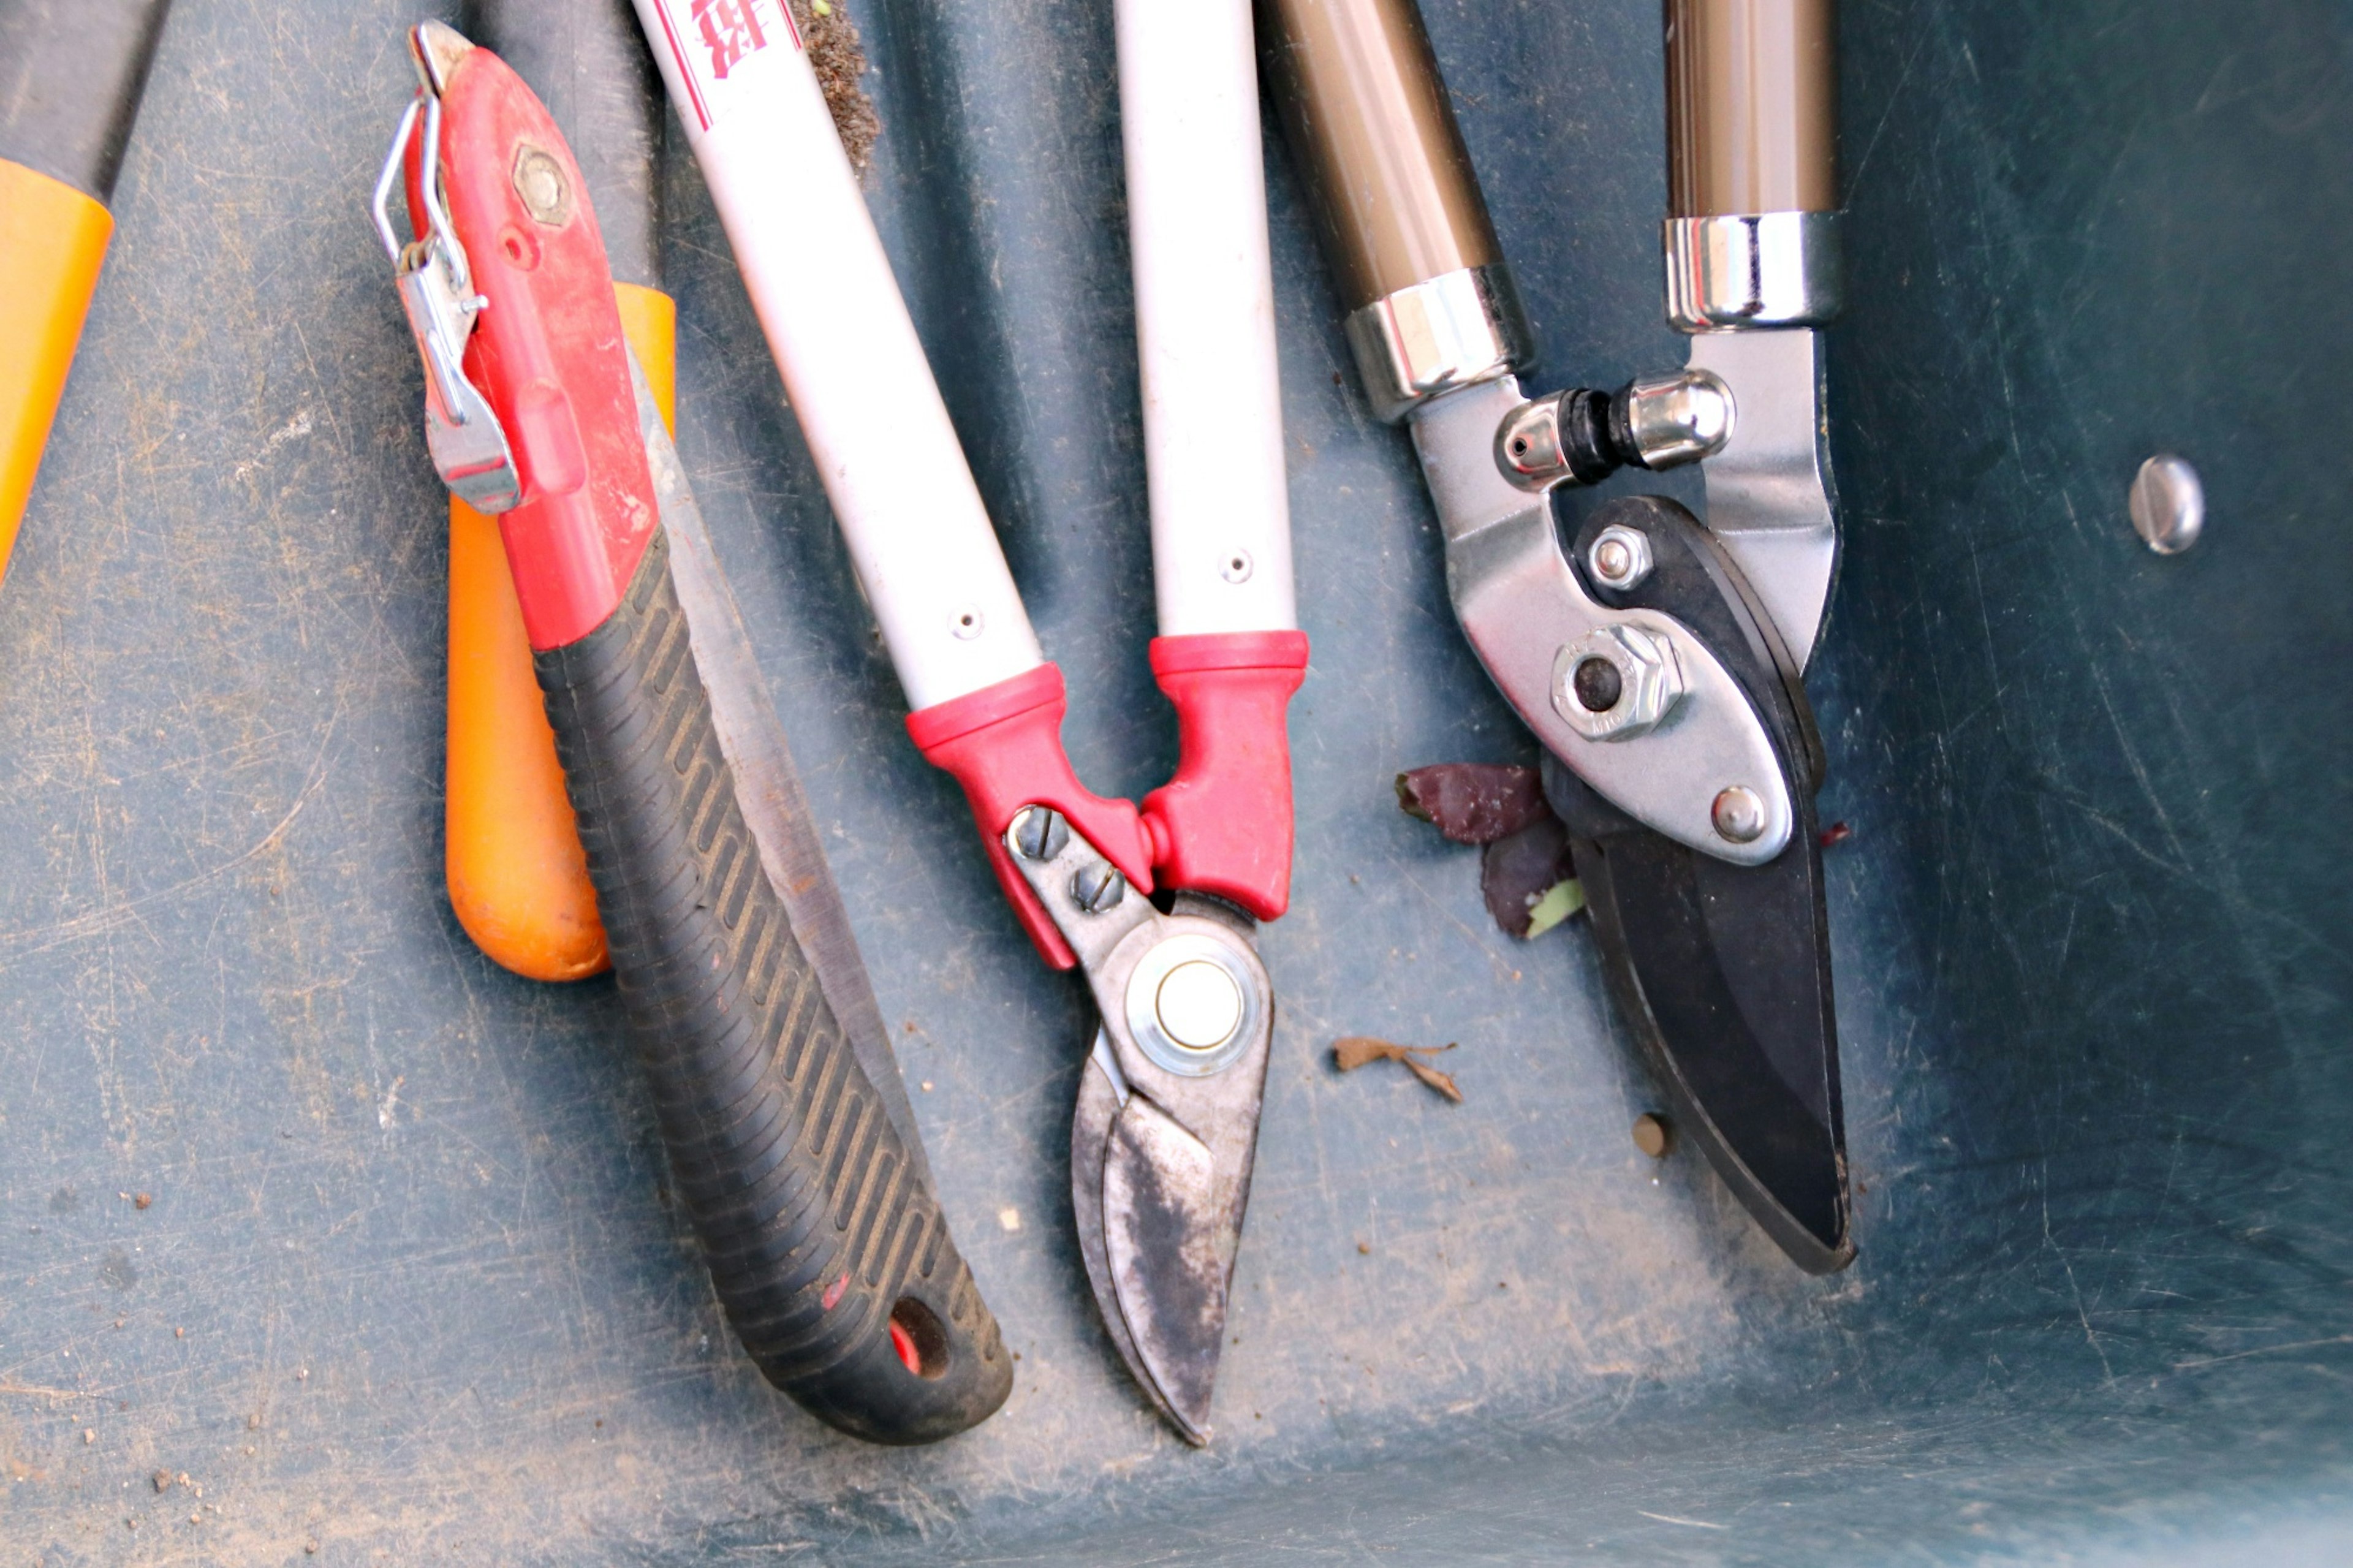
[1262,0,1852,1273]
[629,0,1306,1441]
[373,21,1011,1444]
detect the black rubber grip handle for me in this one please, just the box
[535,528,1012,1444]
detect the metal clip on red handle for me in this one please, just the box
[909,630,1308,969]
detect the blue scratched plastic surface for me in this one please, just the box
[1,0,2347,1561]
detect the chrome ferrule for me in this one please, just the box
[1663,211,1843,331]
[1344,263,1532,423]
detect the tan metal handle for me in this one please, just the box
[1664,0,1836,219]
[1257,0,1498,310]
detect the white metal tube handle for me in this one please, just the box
[630,0,1042,710]
[1116,0,1297,637]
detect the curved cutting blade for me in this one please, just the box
[1545,496,1850,1273]
[1550,760,1849,1271]
[1100,1091,1226,1443]
[1071,1032,1159,1421]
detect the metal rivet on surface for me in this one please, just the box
[1632,1113,1673,1159]
[1587,524,1654,590]
[1011,807,1068,863]
[2129,454,2203,555]
[1156,961,1244,1051]
[1070,863,1127,914]
[511,145,571,225]
[1711,786,1767,844]
[1221,550,1254,584]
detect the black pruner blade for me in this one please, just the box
[1548,496,1851,1273]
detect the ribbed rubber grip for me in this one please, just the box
[535,526,1012,1444]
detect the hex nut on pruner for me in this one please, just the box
[1586,525,1654,591]
[1552,623,1686,742]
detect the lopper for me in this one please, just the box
[0,0,173,586]
[374,21,1011,1443]
[629,0,1306,1441]
[1261,0,1852,1272]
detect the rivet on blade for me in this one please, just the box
[1586,523,1653,589]
[1711,786,1767,844]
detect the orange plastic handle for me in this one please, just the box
[444,281,676,980]
[0,159,115,589]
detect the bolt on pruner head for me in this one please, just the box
[1551,622,1687,743]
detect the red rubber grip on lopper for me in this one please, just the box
[909,635,1308,964]
[907,664,1156,970]
[1141,630,1310,922]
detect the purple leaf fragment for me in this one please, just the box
[1480,815,1576,939]
[1395,763,1549,846]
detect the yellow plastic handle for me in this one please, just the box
[444,281,676,980]
[0,159,115,588]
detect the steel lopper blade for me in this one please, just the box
[1007,816,1270,1441]
[1101,1087,1227,1439]
[1544,496,1849,1271]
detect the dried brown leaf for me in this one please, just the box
[1331,1037,1462,1102]
[1332,1036,1403,1072]
[1402,1058,1463,1103]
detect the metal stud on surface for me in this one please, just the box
[2129,454,2203,555]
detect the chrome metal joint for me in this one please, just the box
[1410,377,1797,865]
[1495,393,1570,491]
[1664,211,1843,331]
[1124,935,1259,1079]
[1623,368,1734,468]
[1552,623,1685,742]
[1002,811,1273,1085]
[1345,265,1532,423]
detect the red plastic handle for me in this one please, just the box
[406,47,656,651]
[1141,631,1309,921]
[908,664,1156,971]
[909,633,1308,966]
